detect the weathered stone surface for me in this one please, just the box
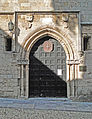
[0,0,92,101]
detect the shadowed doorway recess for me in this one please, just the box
[29,36,67,97]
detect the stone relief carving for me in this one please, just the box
[25,15,34,22]
[22,15,34,30]
[26,15,34,29]
[56,13,69,28]
[78,51,85,65]
[62,13,69,22]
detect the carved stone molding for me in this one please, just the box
[67,60,80,65]
[17,59,29,65]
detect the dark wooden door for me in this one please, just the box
[29,36,67,97]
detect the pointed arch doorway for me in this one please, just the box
[29,36,67,97]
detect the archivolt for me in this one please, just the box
[23,26,75,60]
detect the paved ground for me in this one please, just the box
[0,98,92,112]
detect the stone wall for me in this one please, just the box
[0,0,92,22]
[54,0,92,23]
[0,0,92,100]
[0,14,20,98]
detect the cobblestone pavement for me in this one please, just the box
[0,98,92,112]
[0,98,92,119]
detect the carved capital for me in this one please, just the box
[78,51,84,57]
[67,60,80,65]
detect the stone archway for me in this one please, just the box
[23,26,75,59]
[22,26,78,98]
